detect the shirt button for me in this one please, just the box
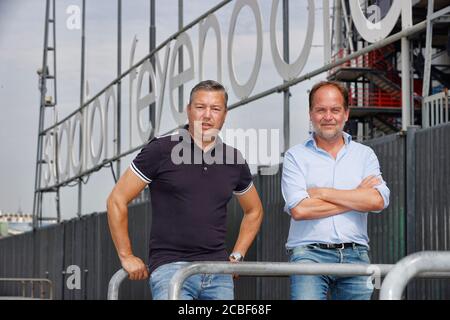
[203,167,207,171]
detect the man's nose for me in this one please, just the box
[203,107,211,118]
[323,111,333,121]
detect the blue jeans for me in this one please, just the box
[289,244,374,300]
[149,261,234,300]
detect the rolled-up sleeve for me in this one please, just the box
[365,149,390,212]
[281,150,309,215]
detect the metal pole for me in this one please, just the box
[406,125,419,298]
[178,0,184,112]
[401,37,411,131]
[340,0,354,53]
[149,0,156,132]
[107,269,128,300]
[380,252,450,300]
[54,110,61,223]
[33,0,51,228]
[422,0,434,98]
[333,0,343,55]
[422,0,434,128]
[283,0,290,151]
[78,0,86,217]
[116,0,122,178]
[51,0,61,222]
[323,0,331,64]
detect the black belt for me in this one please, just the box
[312,243,356,249]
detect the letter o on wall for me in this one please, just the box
[349,1,410,43]
[70,112,83,175]
[43,131,54,187]
[88,98,104,166]
[270,0,315,81]
[57,121,71,181]
[227,0,263,99]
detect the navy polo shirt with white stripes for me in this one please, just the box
[130,130,253,274]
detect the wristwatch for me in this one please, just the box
[229,252,244,262]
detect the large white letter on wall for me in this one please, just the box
[349,0,412,43]
[227,0,263,99]
[270,0,315,81]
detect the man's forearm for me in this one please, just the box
[290,198,350,221]
[107,198,133,260]
[312,188,384,212]
[232,208,263,257]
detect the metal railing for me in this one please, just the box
[380,251,450,300]
[107,253,450,300]
[168,262,391,300]
[422,90,449,128]
[107,269,128,300]
[0,278,53,300]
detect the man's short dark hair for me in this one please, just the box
[189,80,228,107]
[309,81,349,111]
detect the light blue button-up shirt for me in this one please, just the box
[281,132,390,249]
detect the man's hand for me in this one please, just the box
[358,175,381,189]
[307,187,325,199]
[120,255,149,280]
[229,256,240,279]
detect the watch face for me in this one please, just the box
[230,253,243,261]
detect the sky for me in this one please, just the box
[0,0,328,220]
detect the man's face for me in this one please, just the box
[309,85,349,141]
[187,89,227,141]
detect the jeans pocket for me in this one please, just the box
[289,245,312,262]
[356,247,371,263]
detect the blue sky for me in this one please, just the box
[0,0,327,219]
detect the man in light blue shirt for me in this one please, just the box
[281,81,390,300]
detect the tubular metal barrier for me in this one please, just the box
[168,262,394,300]
[107,269,129,300]
[107,255,450,300]
[380,251,450,300]
[0,278,53,300]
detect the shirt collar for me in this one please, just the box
[181,124,223,153]
[304,132,352,150]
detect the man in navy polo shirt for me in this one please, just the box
[107,80,263,300]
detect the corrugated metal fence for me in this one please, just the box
[1,123,449,299]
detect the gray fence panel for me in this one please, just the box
[365,134,406,265]
[413,123,450,299]
[256,167,290,300]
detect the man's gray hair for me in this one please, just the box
[188,80,228,107]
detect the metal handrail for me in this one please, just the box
[107,269,128,300]
[0,278,53,300]
[379,251,450,300]
[167,262,391,300]
[107,256,450,300]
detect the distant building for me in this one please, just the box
[0,211,35,237]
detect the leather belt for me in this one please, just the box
[313,243,355,249]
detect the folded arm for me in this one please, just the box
[307,175,385,213]
[290,198,351,221]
